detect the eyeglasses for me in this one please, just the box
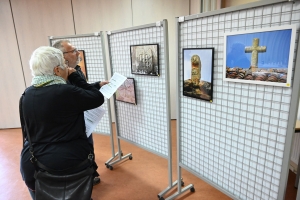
[63,48,78,54]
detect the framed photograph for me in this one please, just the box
[223,24,297,87]
[130,44,159,76]
[183,48,214,102]
[116,78,137,105]
[78,50,88,80]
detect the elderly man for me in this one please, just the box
[53,40,108,186]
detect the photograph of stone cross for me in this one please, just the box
[223,24,296,87]
[245,38,267,72]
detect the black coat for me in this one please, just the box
[68,65,101,90]
[20,72,104,190]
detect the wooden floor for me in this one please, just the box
[0,120,297,200]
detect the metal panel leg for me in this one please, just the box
[295,153,300,188]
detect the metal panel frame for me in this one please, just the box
[287,31,300,200]
[106,20,174,199]
[175,0,300,199]
[49,32,112,134]
[48,31,114,156]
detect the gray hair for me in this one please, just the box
[52,39,70,52]
[29,46,66,76]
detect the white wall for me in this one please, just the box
[298,100,300,120]
[0,0,257,128]
[223,0,259,7]
[72,0,133,33]
[10,0,75,86]
[0,0,25,128]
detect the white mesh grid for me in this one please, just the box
[50,35,111,135]
[108,25,169,157]
[178,2,300,200]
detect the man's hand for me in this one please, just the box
[67,67,76,76]
[100,81,109,87]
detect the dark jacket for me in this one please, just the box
[68,65,101,90]
[20,72,104,190]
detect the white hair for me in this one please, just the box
[29,46,66,76]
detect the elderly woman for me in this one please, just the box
[20,46,104,199]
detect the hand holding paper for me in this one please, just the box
[100,72,127,99]
[84,106,106,137]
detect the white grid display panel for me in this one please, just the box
[178,2,300,200]
[50,36,110,135]
[109,26,169,157]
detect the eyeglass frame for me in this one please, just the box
[63,48,78,54]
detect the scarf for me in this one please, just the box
[31,75,66,87]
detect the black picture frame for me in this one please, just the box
[182,48,214,102]
[78,50,88,81]
[115,78,137,105]
[130,44,159,76]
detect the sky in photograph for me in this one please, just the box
[183,49,213,82]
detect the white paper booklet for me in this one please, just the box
[100,72,127,99]
[84,106,106,137]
